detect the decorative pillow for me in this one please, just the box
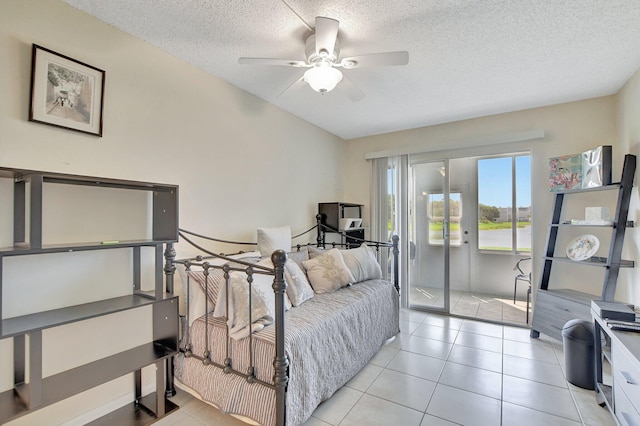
[257,226,292,256]
[188,268,225,311]
[284,259,314,306]
[286,247,310,270]
[341,244,382,283]
[308,245,327,259]
[177,264,206,327]
[185,275,207,327]
[302,248,355,294]
[251,257,292,313]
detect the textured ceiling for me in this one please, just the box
[62,0,640,140]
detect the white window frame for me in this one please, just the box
[476,152,531,254]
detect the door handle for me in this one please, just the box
[621,411,638,426]
[621,371,636,385]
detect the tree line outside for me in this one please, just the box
[428,200,530,231]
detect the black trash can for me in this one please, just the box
[562,319,595,390]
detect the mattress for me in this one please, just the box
[175,278,399,425]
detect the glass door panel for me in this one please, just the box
[408,160,449,312]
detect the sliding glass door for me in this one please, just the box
[408,158,472,313]
[373,148,531,323]
[408,159,450,312]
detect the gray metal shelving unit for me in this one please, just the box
[318,202,365,248]
[0,167,180,424]
[531,154,636,341]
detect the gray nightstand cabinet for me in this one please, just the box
[0,167,179,425]
[530,154,636,341]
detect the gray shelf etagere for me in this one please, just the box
[531,154,636,341]
[0,167,180,425]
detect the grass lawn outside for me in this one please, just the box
[428,221,532,252]
[429,221,531,231]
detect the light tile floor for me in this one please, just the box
[157,309,614,426]
[410,286,531,326]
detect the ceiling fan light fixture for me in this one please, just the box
[238,16,409,100]
[304,64,343,93]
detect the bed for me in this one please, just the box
[164,220,399,425]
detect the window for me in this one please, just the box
[477,153,531,252]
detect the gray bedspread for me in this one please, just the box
[175,278,399,425]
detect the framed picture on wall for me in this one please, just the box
[29,44,105,136]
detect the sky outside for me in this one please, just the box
[478,156,531,208]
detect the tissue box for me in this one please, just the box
[339,218,363,230]
[585,207,610,221]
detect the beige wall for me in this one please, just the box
[0,1,344,424]
[615,67,640,307]
[344,96,633,304]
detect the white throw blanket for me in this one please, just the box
[214,271,274,339]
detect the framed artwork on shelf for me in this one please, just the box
[549,145,612,191]
[549,152,582,191]
[582,145,612,189]
[29,44,105,136]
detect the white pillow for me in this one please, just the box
[302,248,355,294]
[341,244,382,283]
[257,226,292,256]
[284,260,314,306]
[251,257,292,313]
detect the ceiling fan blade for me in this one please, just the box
[276,76,306,98]
[340,75,365,102]
[340,51,409,69]
[238,57,309,67]
[314,17,339,55]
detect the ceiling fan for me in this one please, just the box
[238,16,409,101]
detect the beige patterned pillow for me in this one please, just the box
[302,248,355,294]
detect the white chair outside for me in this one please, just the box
[513,257,532,323]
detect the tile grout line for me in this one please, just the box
[334,387,366,426]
